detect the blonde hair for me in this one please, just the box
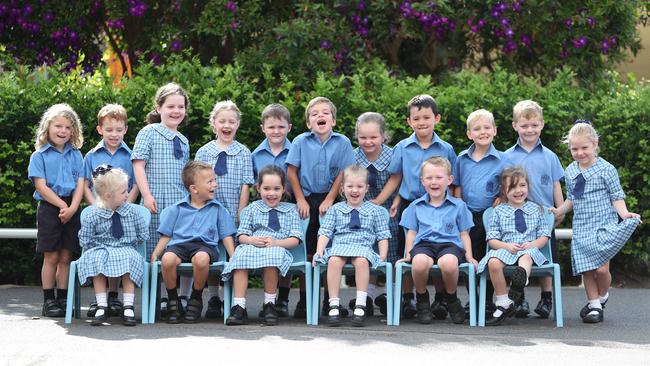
[146,83,189,124]
[34,103,83,149]
[562,121,600,153]
[305,96,337,123]
[513,100,543,124]
[182,161,213,190]
[93,168,129,209]
[354,112,391,142]
[342,164,369,185]
[466,109,495,130]
[209,100,241,135]
[97,104,128,126]
[421,156,452,175]
[499,166,529,203]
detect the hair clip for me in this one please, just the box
[574,119,592,125]
[92,164,113,178]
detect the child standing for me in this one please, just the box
[223,166,302,326]
[313,165,390,327]
[131,83,191,317]
[551,121,641,323]
[504,100,564,318]
[477,167,551,325]
[151,161,237,324]
[83,104,139,317]
[28,103,84,317]
[286,96,355,317]
[374,95,458,319]
[77,166,149,326]
[399,157,476,325]
[195,100,254,318]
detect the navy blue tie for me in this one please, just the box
[268,209,281,231]
[214,151,228,176]
[111,213,124,239]
[173,136,183,159]
[573,173,585,199]
[349,209,361,230]
[514,209,527,233]
[367,164,378,190]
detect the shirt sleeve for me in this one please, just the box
[339,138,355,169]
[217,206,238,240]
[241,149,255,185]
[157,205,177,238]
[399,203,418,232]
[387,142,403,175]
[453,157,463,187]
[135,208,150,243]
[317,208,336,239]
[604,164,625,201]
[456,203,474,232]
[550,152,565,182]
[448,148,458,179]
[536,210,552,238]
[565,169,575,201]
[286,209,304,241]
[83,154,93,181]
[236,206,254,238]
[131,127,152,161]
[373,207,391,241]
[78,209,95,249]
[27,151,46,181]
[285,136,302,168]
[485,209,502,241]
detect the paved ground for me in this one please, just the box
[1,285,649,365]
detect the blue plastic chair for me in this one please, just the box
[148,241,230,324]
[223,218,312,325]
[478,207,563,327]
[392,229,477,326]
[65,205,151,324]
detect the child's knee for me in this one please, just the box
[488,257,504,270]
[192,252,210,268]
[437,255,459,272]
[43,252,59,265]
[411,255,432,271]
[351,257,369,268]
[596,265,610,277]
[161,253,180,269]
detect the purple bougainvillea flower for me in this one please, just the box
[587,16,595,26]
[170,39,182,52]
[320,40,331,49]
[226,1,237,12]
[564,18,573,28]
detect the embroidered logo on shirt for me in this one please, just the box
[207,227,216,237]
[444,222,454,234]
[541,174,550,186]
[485,180,495,193]
[72,170,80,180]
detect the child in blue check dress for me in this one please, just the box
[196,100,254,318]
[223,166,302,326]
[28,103,85,318]
[77,166,149,326]
[477,166,551,325]
[313,165,390,327]
[131,83,191,316]
[551,121,641,324]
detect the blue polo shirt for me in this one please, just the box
[251,138,291,179]
[285,131,355,196]
[454,143,509,212]
[28,142,84,201]
[158,196,237,248]
[399,193,474,249]
[388,132,457,201]
[83,140,135,190]
[504,139,564,208]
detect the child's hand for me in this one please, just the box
[389,200,400,218]
[370,198,381,206]
[554,213,565,227]
[622,211,642,222]
[296,199,310,219]
[150,250,160,263]
[380,255,387,263]
[519,242,531,250]
[507,243,520,255]
[319,198,334,216]
[248,237,268,247]
[143,195,158,214]
[548,207,560,218]
[58,206,75,224]
[396,255,411,264]
[311,252,323,267]
[465,255,478,269]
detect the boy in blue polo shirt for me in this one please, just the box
[83,104,140,317]
[504,100,565,319]
[374,94,457,319]
[454,109,509,316]
[150,161,237,324]
[399,157,476,324]
[286,96,355,317]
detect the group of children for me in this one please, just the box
[28,82,641,328]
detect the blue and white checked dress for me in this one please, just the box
[316,201,391,269]
[221,201,302,280]
[131,123,189,257]
[195,140,254,225]
[354,146,400,263]
[77,203,150,286]
[566,158,640,275]
[477,201,551,274]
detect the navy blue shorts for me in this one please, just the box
[410,242,466,264]
[163,242,219,263]
[36,197,81,253]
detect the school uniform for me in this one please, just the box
[131,123,189,257]
[565,158,640,275]
[28,142,84,252]
[195,140,254,224]
[83,140,135,191]
[476,202,551,274]
[285,131,355,253]
[77,203,150,287]
[354,146,400,263]
[315,201,390,269]
[221,201,303,280]
[251,138,291,179]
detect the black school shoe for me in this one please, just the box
[166,299,182,324]
[348,296,374,317]
[87,301,98,317]
[580,299,608,319]
[226,305,248,325]
[402,295,417,319]
[262,302,279,326]
[122,305,137,326]
[374,293,388,315]
[183,298,203,323]
[582,307,604,323]
[108,297,123,317]
[159,297,169,320]
[326,305,343,327]
[205,296,222,319]
[535,297,553,318]
[321,299,348,317]
[430,299,448,320]
[91,306,108,326]
[42,298,65,318]
[350,305,366,327]
[485,303,516,326]
[416,300,433,324]
[294,300,307,319]
[515,300,530,318]
[447,298,466,324]
[508,266,527,304]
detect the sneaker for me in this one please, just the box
[42,298,65,318]
[582,307,604,323]
[580,298,607,319]
[294,300,307,319]
[122,305,137,326]
[350,305,366,327]
[348,296,374,317]
[534,297,553,318]
[507,266,527,304]
[205,296,223,319]
[416,300,432,324]
[108,297,123,317]
[87,301,98,317]
[485,303,516,326]
[183,298,203,323]
[166,299,182,324]
[91,305,108,326]
[374,293,388,316]
[430,299,448,320]
[402,295,417,319]
[159,297,169,320]
[262,302,279,326]
[326,305,342,327]
[447,298,466,324]
[515,299,530,318]
[226,304,248,325]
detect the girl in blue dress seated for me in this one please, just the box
[551,121,641,324]
[223,166,303,326]
[77,166,149,326]
[313,164,390,327]
[477,166,551,325]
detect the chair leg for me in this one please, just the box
[311,265,321,325]
[141,262,150,324]
[553,265,564,327]
[64,261,77,324]
[385,264,394,326]
[223,278,232,325]
[393,263,403,326]
[467,265,477,327]
[148,262,159,324]
[74,274,81,319]
[478,272,487,326]
[305,264,313,325]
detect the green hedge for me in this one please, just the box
[1,59,648,284]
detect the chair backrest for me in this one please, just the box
[481,206,555,263]
[289,218,309,262]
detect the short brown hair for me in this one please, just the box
[407,94,438,117]
[513,100,543,124]
[182,161,213,190]
[261,104,290,125]
[97,104,127,126]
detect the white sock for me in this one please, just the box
[95,292,107,317]
[123,293,135,317]
[179,275,193,298]
[356,291,367,307]
[328,297,340,316]
[599,292,609,304]
[367,284,377,298]
[209,285,220,298]
[587,298,602,316]
[234,297,246,309]
[493,294,513,318]
[264,292,276,304]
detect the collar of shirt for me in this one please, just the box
[404,132,444,149]
[458,143,501,161]
[152,123,188,145]
[37,142,74,154]
[252,138,291,156]
[412,192,459,208]
[500,201,539,217]
[566,158,605,181]
[212,140,246,155]
[179,195,225,210]
[514,138,543,153]
[94,203,132,219]
[90,140,132,155]
[335,201,374,216]
[307,130,344,145]
[354,145,392,171]
[254,200,293,213]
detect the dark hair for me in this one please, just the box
[182,161,212,190]
[256,165,286,188]
[146,83,190,124]
[407,94,438,117]
[499,166,529,203]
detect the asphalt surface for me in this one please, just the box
[1,285,649,365]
